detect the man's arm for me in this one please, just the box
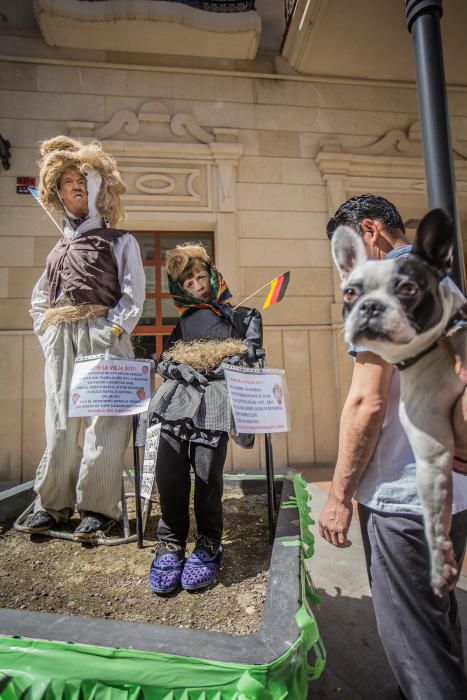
[318,352,393,547]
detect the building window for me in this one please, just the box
[133,232,214,360]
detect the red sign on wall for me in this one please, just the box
[16,176,36,194]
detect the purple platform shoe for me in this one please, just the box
[149,543,185,594]
[181,536,223,591]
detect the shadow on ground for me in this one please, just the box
[308,587,399,699]
[309,585,467,699]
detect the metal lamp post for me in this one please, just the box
[406,0,466,294]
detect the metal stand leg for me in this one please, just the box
[257,350,278,544]
[121,479,130,539]
[264,432,277,544]
[133,415,143,549]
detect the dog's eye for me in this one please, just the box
[343,287,358,303]
[397,281,418,296]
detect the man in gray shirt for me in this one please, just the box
[319,194,467,699]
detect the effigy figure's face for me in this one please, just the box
[58,168,88,218]
[182,270,211,302]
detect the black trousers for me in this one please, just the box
[359,504,467,700]
[156,429,228,548]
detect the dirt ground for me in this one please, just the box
[0,487,271,635]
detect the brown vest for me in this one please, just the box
[46,227,127,307]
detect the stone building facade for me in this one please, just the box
[1,1,466,484]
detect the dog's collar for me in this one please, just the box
[445,302,467,334]
[395,302,467,372]
[395,341,439,371]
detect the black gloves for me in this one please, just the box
[157,360,209,386]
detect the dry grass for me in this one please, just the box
[42,304,108,329]
[162,339,247,370]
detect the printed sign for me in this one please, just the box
[69,355,151,417]
[141,423,161,500]
[16,176,36,194]
[223,365,289,434]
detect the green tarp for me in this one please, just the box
[0,475,325,699]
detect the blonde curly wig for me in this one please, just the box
[38,136,126,226]
[166,242,211,283]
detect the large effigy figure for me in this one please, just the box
[26,137,145,540]
[147,243,262,593]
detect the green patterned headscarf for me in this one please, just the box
[169,265,232,318]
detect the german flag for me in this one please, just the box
[263,271,290,310]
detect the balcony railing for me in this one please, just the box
[76,0,256,11]
[37,0,261,59]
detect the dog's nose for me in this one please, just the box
[359,300,385,318]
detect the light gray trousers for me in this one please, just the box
[34,316,133,523]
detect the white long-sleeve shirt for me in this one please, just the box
[30,216,146,336]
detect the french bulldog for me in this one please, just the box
[331,208,466,596]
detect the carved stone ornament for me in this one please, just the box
[319,120,467,160]
[67,101,238,145]
[67,102,242,213]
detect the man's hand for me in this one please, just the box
[318,494,353,547]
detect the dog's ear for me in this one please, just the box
[331,226,368,283]
[412,208,454,273]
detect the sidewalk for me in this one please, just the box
[299,466,467,700]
